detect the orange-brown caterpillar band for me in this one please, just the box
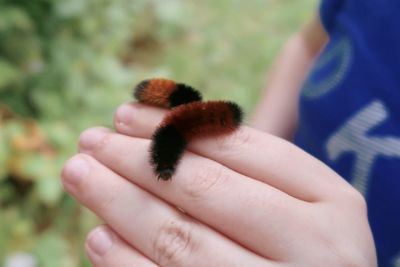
[134,78,202,108]
[133,78,243,180]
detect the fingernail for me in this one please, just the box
[116,104,135,126]
[88,227,114,256]
[79,128,107,151]
[61,156,89,187]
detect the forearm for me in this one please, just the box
[251,17,327,140]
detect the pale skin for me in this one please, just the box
[251,15,329,139]
[61,15,377,267]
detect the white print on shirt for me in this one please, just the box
[302,37,352,99]
[326,100,400,196]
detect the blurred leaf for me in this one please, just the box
[0,7,33,31]
[36,175,63,206]
[54,0,88,18]
[40,121,74,149]
[0,131,9,181]
[34,232,74,267]
[4,121,25,140]
[12,219,34,240]
[0,61,20,88]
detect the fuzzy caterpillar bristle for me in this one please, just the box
[133,78,244,180]
[134,78,202,108]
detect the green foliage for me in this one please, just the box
[34,232,74,267]
[0,0,316,265]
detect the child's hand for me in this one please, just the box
[61,102,376,267]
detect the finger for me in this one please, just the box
[85,225,158,267]
[61,154,274,267]
[78,127,312,261]
[114,102,349,202]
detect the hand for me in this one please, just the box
[61,102,376,267]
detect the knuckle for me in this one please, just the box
[332,247,370,267]
[180,161,227,199]
[229,127,253,147]
[313,233,370,267]
[153,219,194,266]
[217,127,253,155]
[340,186,367,213]
[350,190,367,211]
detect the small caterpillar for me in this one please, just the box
[134,78,243,180]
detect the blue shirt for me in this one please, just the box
[294,1,400,266]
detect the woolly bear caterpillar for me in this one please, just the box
[134,78,243,180]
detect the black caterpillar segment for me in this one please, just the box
[168,83,202,107]
[150,124,187,180]
[226,101,244,127]
[133,79,150,100]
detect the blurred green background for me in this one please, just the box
[0,0,316,266]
